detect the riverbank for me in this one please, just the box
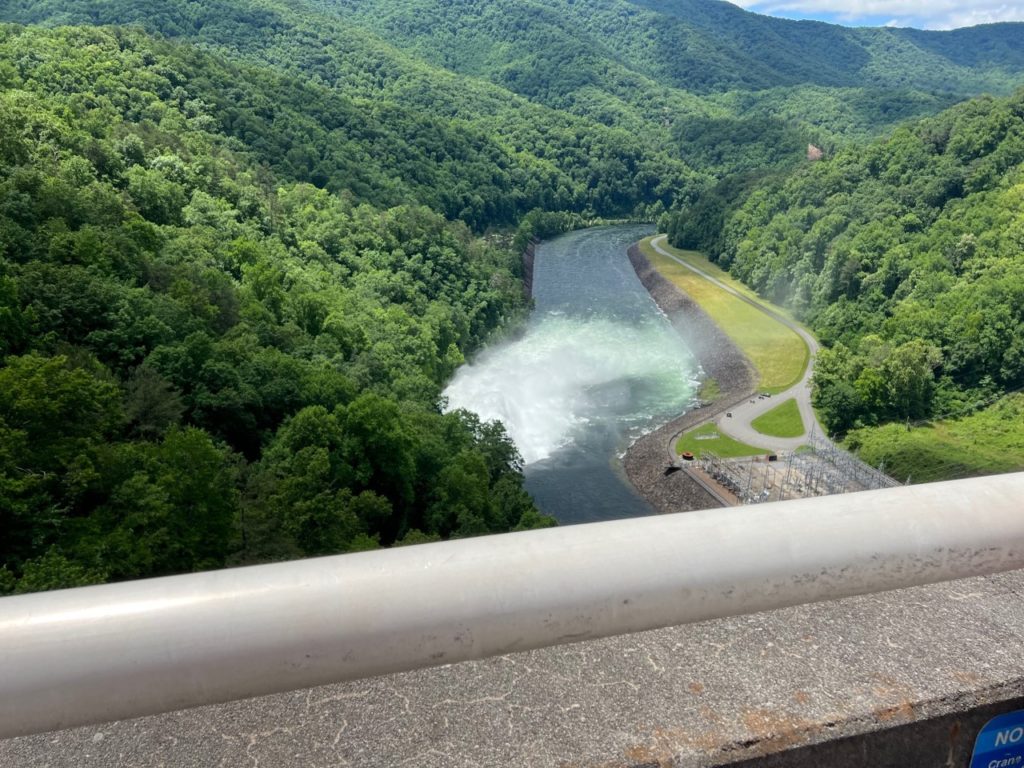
[449,225,692,524]
[624,242,757,513]
[639,239,808,394]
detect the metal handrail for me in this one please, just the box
[2,473,1023,739]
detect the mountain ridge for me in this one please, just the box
[9,0,1024,184]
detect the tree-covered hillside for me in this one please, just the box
[665,89,1024,435]
[1,0,704,223]
[307,0,1024,166]
[327,0,1024,95]
[2,0,1023,594]
[13,0,1023,183]
[0,24,558,595]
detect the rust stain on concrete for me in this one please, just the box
[614,717,742,767]
[656,725,724,754]
[740,707,818,753]
[870,674,918,724]
[623,742,672,767]
[874,699,916,722]
[605,704,824,768]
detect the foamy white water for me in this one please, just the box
[442,225,699,523]
[444,314,697,464]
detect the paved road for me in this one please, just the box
[649,235,827,452]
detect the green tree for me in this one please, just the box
[883,340,941,420]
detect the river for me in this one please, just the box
[443,225,700,523]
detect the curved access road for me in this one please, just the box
[648,235,827,452]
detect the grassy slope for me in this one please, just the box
[675,422,766,459]
[847,394,1024,484]
[751,398,805,438]
[638,237,808,394]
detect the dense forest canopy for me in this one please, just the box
[312,0,1024,166]
[2,0,1024,593]
[12,0,1024,183]
[3,0,707,222]
[0,24,557,595]
[665,89,1024,435]
[324,0,1024,94]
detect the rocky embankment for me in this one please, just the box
[624,243,757,513]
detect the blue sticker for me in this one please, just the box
[971,710,1024,768]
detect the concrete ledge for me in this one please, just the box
[5,569,1024,766]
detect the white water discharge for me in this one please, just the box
[445,314,696,464]
[443,226,700,523]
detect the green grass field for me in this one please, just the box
[645,239,798,320]
[751,398,805,438]
[847,394,1024,483]
[675,422,767,458]
[640,238,808,394]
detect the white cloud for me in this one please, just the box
[944,4,1024,27]
[731,0,1024,29]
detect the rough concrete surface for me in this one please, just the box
[5,569,1024,767]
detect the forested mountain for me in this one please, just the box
[2,0,1023,593]
[0,24,556,595]
[325,0,1024,95]
[1,0,703,223]
[312,0,1024,164]
[665,89,1024,434]
[12,0,1024,183]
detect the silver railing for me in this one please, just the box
[2,473,1023,739]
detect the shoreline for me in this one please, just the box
[623,242,758,514]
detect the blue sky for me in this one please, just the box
[729,1,1024,29]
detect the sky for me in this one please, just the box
[729,0,1024,29]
